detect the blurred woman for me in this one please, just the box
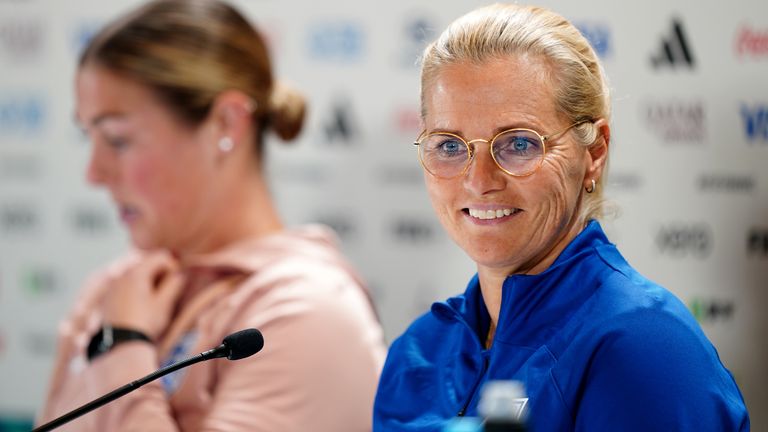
[374,4,749,431]
[38,1,385,430]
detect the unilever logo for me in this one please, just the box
[740,104,768,143]
[308,21,365,62]
[574,22,612,59]
[0,95,45,135]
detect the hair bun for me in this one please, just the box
[268,82,306,141]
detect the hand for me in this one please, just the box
[101,251,186,340]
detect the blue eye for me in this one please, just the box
[423,134,467,159]
[439,139,463,154]
[512,137,531,152]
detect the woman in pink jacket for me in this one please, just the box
[37,0,385,430]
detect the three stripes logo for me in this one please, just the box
[651,18,695,68]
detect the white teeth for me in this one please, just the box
[468,208,517,220]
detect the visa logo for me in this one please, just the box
[740,104,768,142]
[308,22,364,62]
[0,96,45,135]
[575,22,611,59]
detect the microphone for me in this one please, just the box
[33,328,264,432]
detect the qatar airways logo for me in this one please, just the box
[735,25,768,59]
[643,99,705,144]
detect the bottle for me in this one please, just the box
[477,380,528,431]
[442,417,483,432]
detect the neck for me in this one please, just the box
[175,169,283,261]
[477,216,588,338]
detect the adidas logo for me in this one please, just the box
[651,18,695,68]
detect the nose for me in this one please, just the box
[463,141,507,195]
[85,141,112,186]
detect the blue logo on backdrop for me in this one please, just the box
[72,22,102,56]
[308,21,365,62]
[740,104,768,143]
[575,22,612,59]
[398,15,436,67]
[0,96,45,135]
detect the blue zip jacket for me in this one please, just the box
[374,221,749,431]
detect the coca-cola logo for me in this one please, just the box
[735,25,768,59]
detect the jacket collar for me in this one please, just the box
[432,220,615,347]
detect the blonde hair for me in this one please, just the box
[421,3,611,221]
[80,0,305,155]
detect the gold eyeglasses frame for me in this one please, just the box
[413,120,592,179]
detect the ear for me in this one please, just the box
[584,118,610,186]
[208,90,256,153]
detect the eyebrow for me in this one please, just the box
[74,110,127,131]
[428,123,539,137]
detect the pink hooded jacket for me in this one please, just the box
[38,225,386,431]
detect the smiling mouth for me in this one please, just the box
[464,207,522,220]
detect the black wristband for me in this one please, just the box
[87,326,152,362]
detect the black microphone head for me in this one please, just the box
[222,328,264,360]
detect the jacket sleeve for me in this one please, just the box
[37,255,175,432]
[196,276,385,432]
[78,342,180,432]
[574,310,750,432]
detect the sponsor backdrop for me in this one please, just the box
[1,0,766,429]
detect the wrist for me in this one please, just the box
[87,325,153,362]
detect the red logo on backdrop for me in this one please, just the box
[735,25,768,58]
[393,106,421,134]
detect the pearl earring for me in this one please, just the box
[218,136,234,153]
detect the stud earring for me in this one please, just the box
[585,178,596,193]
[218,136,234,153]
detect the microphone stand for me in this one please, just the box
[33,345,226,432]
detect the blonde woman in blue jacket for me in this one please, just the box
[373,4,749,431]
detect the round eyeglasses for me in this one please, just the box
[414,121,591,179]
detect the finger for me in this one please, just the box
[155,271,186,306]
[135,251,180,288]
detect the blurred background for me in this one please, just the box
[0,0,766,430]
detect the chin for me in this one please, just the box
[462,246,519,270]
[128,231,162,251]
